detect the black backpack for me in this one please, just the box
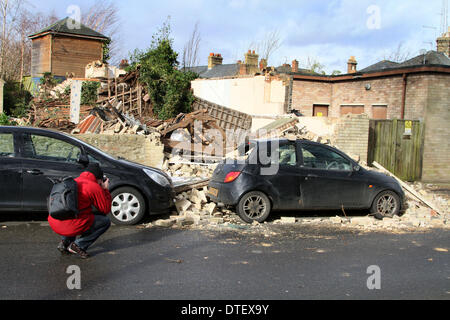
[47,177,81,221]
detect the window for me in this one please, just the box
[372,105,387,119]
[23,134,81,163]
[0,133,14,157]
[271,143,297,166]
[301,144,352,171]
[313,105,329,117]
[341,105,364,116]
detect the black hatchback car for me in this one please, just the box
[0,126,174,225]
[208,139,405,223]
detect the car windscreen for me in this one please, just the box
[301,144,353,171]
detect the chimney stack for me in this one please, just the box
[238,60,247,75]
[347,56,357,74]
[245,50,259,66]
[240,50,259,75]
[208,53,223,70]
[437,27,450,57]
[292,59,299,73]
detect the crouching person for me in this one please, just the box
[48,163,112,259]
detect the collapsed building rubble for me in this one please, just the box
[21,64,448,232]
[146,179,449,232]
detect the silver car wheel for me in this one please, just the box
[112,192,141,222]
[242,195,267,219]
[376,194,398,216]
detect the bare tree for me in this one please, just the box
[304,56,326,75]
[82,0,122,65]
[11,8,58,82]
[247,29,282,64]
[0,0,22,79]
[182,22,201,70]
[0,0,8,79]
[0,0,59,81]
[382,42,411,63]
[258,29,282,62]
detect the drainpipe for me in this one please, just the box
[401,73,407,120]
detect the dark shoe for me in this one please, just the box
[57,240,71,254]
[68,242,90,259]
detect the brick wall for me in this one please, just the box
[291,73,449,182]
[422,75,450,182]
[333,115,370,163]
[331,77,404,118]
[291,80,332,116]
[404,74,429,120]
[75,134,164,169]
[291,74,439,120]
[296,115,370,163]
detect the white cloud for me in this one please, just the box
[38,0,445,72]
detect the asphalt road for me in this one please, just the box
[0,214,449,301]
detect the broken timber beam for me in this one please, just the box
[372,161,442,215]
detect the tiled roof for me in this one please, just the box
[186,66,208,75]
[29,17,109,40]
[360,51,450,73]
[359,60,400,73]
[186,64,240,78]
[397,51,450,67]
[275,65,312,74]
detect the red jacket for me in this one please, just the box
[48,172,112,237]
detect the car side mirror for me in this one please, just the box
[353,165,361,172]
[77,154,89,166]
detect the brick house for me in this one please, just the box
[285,50,449,183]
[288,51,450,121]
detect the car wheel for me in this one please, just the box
[237,191,271,223]
[371,190,400,217]
[110,187,146,225]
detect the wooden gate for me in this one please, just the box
[368,119,425,181]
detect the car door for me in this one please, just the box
[298,142,366,209]
[260,141,303,210]
[19,132,86,211]
[0,131,22,210]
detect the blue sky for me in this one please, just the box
[30,0,447,73]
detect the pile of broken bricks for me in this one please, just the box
[269,178,449,232]
[144,178,449,233]
[146,187,228,228]
[162,155,217,178]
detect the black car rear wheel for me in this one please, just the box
[371,190,400,217]
[110,187,146,225]
[237,191,271,223]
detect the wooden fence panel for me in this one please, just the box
[368,119,424,181]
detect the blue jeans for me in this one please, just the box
[62,214,111,251]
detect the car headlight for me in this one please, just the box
[143,169,171,187]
